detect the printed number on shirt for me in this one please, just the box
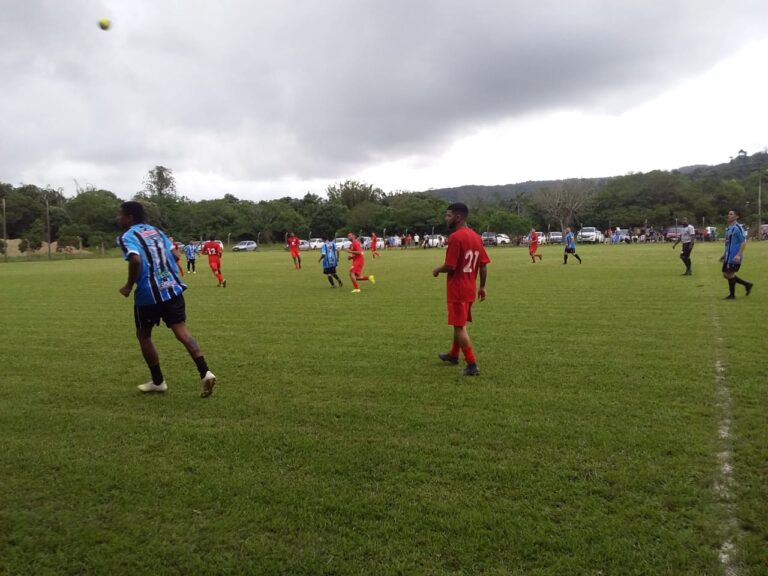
[463,250,480,273]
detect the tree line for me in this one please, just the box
[1,154,766,254]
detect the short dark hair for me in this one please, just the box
[730,208,740,217]
[120,201,145,223]
[447,202,469,217]
[208,234,215,241]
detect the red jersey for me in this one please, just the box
[288,236,300,251]
[444,226,490,303]
[350,239,364,263]
[530,231,539,246]
[201,241,222,259]
[370,233,377,249]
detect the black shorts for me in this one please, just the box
[565,247,576,254]
[323,266,337,275]
[722,261,741,273]
[682,242,693,256]
[134,294,186,330]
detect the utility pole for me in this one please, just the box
[2,197,7,262]
[46,197,52,260]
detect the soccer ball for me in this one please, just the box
[98,18,111,30]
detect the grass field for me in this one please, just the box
[1,242,766,575]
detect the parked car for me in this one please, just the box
[613,229,631,243]
[360,236,385,250]
[548,231,563,244]
[284,239,311,251]
[577,227,602,243]
[481,231,497,246]
[334,237,352,250]
[232,240,258,252]
[309,237,324,249]
[423,234,445,248]
[663,226,684,242]
[496,233,511,245]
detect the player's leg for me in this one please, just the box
[333,273,343,287]
[133,306,167,392]
[574,252,582,263]
[563,251,568,264]
[723,266,736,298]
[168,310,216,398]
[454,325,479,375]
[326,273,335,287]
[349,269,360,291]
[136,325,162,383]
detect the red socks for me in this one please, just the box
[462,346,476,365]
[450,342,460,358]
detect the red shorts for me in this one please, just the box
[208,258,221,270]
[447,301,473,326]
[350,260,364,276]
[529,244,538,254]
[290,249,300,258]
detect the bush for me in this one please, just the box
[0,238,5,255]
[19,237,43,253]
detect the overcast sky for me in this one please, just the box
[2,0,767,201]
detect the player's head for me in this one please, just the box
[727,209,739,223]
[117,201,146,230]
[347,231,357,240]
[681,217,688,225]
[208,234,215,241]
[445,203,469,229]
[565,226,571,233]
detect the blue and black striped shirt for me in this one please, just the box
[117,224,186,306]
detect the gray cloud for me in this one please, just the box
[1,0,767,199]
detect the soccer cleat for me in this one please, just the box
[745,282,753,296]
[138,380,167,393]
[438,353,459,365]
[463,364,480,376]
[200,371,217,398]
[222,279,227,288]
[723,295,735,300]
[369,275,376,284]
[351,288,361,293]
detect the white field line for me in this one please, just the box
[710,308,739,576]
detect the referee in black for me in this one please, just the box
[672,217,695,275]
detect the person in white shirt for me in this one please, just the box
[672,217,696,275]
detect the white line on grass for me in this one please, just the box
[710,308,739,576]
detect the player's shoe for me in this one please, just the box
[200,371,217,398]
[723,295,735,300]
[438,353,459,365]
[369,275,376,284]
[745,282,753,296]
[351,288,361,293]
[138,380,167,393]
[222,279,227,288]
[463,364,480,376]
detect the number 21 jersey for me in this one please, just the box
[444,226,490,303]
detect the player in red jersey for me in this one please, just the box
[528,228,542,263]
[170,237,184,277]
[287,232,302,269]
[370,231,380,258]
[201,235,226,287]
[347,232,375,293]
[432,203,490,376]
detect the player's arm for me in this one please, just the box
[478,263,488,301]
[120,254,141,297]
[432,263,454,277]
[734,231,747,261]
[672,237,680,249]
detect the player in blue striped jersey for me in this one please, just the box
[116,201,217,397]
[720,209,753,299]
[319,237,343,288]
[563,227,582,264]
